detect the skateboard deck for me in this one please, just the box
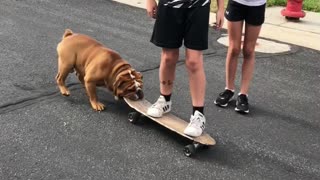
[124,97,216,156]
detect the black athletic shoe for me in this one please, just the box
[235,94,249,114]
[214,89,234,107]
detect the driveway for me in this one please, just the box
[0,0,319,179]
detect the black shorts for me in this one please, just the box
[225,0,266,26]
[151,4,210,50]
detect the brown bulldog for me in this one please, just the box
[56,29,143,111]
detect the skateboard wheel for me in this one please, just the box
[184,144,196,157]
[128,112,140,124]
[201,145,209,150]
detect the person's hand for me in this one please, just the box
[146,0,157,19]
[214,9,224,30]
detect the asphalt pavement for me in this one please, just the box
[0,0,319,179]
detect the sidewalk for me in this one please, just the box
[112,0,320,51]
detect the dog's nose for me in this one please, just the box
[137,89,144,99]
[128,89,143,101]
[128,93,139,101]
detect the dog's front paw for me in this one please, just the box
[60,88,70,96]
[61,91,70,96]
[91,102,105,111]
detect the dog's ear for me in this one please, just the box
[136,71,143,79]
[112,79,121,97]
[131,69,143,80]
[113,71,127,96]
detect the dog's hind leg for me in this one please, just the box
[56,56,73,96]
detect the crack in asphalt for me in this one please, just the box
[0,83,81,114]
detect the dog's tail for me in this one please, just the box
[62,29,73,39]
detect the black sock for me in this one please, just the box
[161,93,171,102]
[193,106,204,115]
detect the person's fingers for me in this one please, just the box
[147,7,157,19]
[217,21,221,27]
[152,8,157,19]
[212,22,217,29]
[213,21,222,30]
[147,11,153,18]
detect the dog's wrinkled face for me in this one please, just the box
[113,69,144,100]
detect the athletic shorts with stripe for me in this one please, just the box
[150,4,210,50]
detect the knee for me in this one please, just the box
[185,56,202,73]
[229,47,241,58]
[243,48,255,59]
[162,50,179,66]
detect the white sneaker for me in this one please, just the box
[184,111,206,137]
[147,95,172,118]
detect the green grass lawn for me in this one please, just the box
[211,0,320,12]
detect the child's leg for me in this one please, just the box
[240,2,265,95]
[183,6,209,137]
[183,5,210,109]
[185,48,205,107]
[240,23,262,95]
[147,4,185,118]
[225,21,243,90]
[184,48,207,137]
[159,48,179,95]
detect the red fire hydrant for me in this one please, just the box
[281,0,306,19]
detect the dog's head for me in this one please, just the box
[113,69,144,100]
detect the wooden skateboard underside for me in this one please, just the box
[124,98,216,146]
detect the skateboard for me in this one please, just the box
[124,97,216,157]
